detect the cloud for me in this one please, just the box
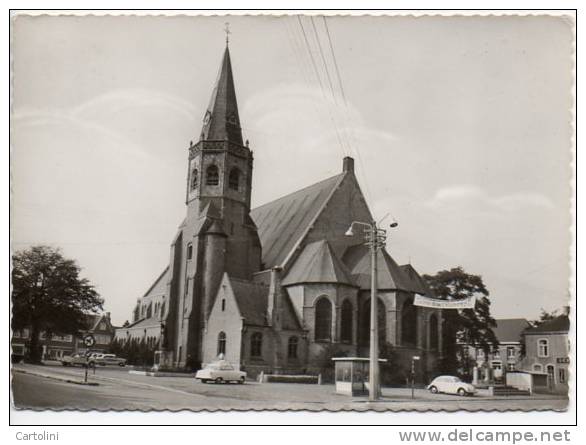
[426,184,555,212]
[12,109,153,162]
[12,87,199,166]
[72,88,197,123]
[241,82,407,207]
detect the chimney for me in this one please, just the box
[267,267,282,328]
[343,156,354,173]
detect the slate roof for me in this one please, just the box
[141,267,169,300]
[251,173,345,269]
[201,46,243,145]
[399,264,433,295]
[525,314,570,334]
[229,276,270,327]
[342,244,411,291]
[282,240,356,287]
[492,318,531,343]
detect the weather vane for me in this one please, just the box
[224,22,231,45]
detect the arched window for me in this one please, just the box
[429,313,439,351]
[360,298,387,346]
[314,297,332,341]
[217,331,226,356]
[341,300,353,343]
[160,301,166,319]
[187,243,193,260]
[206,165,219,186]
[228,168,240,191]
[190,168,198,190]
[288,336,299,359]
[250,332,263,357]
[401,298,417,347]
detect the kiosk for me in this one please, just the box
[332,357,388,396]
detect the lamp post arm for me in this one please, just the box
[348,220,374,231]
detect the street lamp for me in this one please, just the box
[411,355,421,399]
[159,322,166,350]
[345,219,397,401]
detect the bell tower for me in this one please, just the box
[185,43,261,281]
[165,38,262,369]
[186,45,252,214]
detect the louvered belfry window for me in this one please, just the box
[206,165,219,186]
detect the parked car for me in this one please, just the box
[61,353,92,367]
[93,353,126,367]
[427,375,477,396]
[195,359,246,384]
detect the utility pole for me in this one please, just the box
[368,220,381,401]
[347,219,396,401]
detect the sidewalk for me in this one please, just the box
[12,364,99,386]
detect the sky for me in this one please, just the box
[11,14,574,326]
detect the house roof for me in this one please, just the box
[342,244,412,291]
[229,276,270,327]
[525,314,570,334]
[251,173,345,269]
[493,318,531,343]
[282,240,356,287]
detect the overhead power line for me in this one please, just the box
[321,16,374,204]
[296,15,347,158]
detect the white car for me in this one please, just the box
[93,353,127,367]
[195,360,246,384]
[427,375,477,396]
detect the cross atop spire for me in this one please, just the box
[199,45,243,145]
[224,22,231,46]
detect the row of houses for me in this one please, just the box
[11,312,117,360]
[461,310,570,394]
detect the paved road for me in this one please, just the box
[11,364,569,412]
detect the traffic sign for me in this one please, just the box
[83,334,95,347]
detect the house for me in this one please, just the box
[522,310,570,394]
[459,318,530,383]
[11,312,116,360]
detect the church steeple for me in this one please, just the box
[200,46,243,145]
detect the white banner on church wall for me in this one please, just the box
[413,294,476,309]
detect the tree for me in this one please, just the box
[379,342,406,386]
[423,267,498,377]
[12,245,103,363]
[531,308,559,327]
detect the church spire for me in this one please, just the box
[200,45,243,145]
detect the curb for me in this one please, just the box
[12,368,100,386]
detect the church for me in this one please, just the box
[115,43,443,380]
